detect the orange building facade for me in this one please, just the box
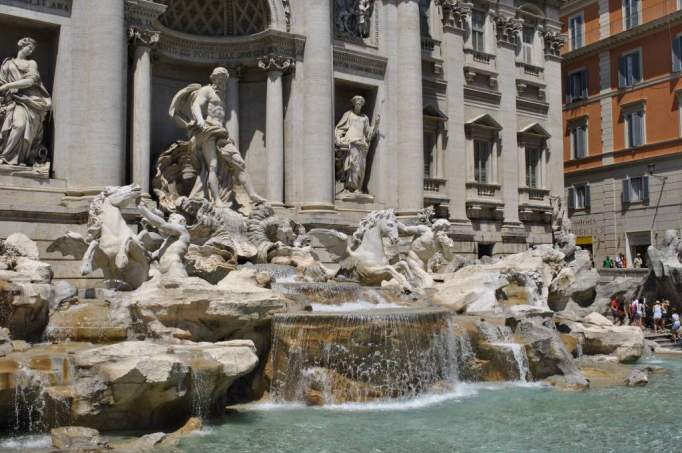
[561,0,682,267]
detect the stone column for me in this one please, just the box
[259,57,292,206]
[128,28,159,196]
[396,0,424,214]
[495,16,522,225]
[68,0,128,189]
[543,30,566,200]
[301,0,335,210]
[225,65,243,149]
[441,2,471,223]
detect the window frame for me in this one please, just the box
[568,12,585,50]
[525,147,542,188]
[568,183,591,210]
[521,25,536,65]
[618,48,643,88]
[623,104,646,148]
[622,175,650,205]
[569,118,588,159]
[673,33,682,72]
[471,9,487,53]
[473,139,492,184]
[623,0,641,30]
[566,67,589,103]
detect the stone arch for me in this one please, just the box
[158,0,288,37]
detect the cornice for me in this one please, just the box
[563,10,682,62]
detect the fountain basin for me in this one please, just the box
[269,308,463,405]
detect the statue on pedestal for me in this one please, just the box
[0,37,52,169]
[334,95,379,196]
[154,67,264,212]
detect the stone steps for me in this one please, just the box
[645,331,680,349]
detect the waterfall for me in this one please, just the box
[12,367,46,433]
[479,323,531,382]
[190,370,212,419]
[270,308,468,404]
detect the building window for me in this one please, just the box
[673,35,682,72]
[569,121,588,159]
[566,69,588,103]
[525,148,541,188]
[622,176,649,204]
[569,13,584,50]
[624,108,645,148]
[472,10,486,52]
[474,139,491,183]
[618,50,642,88]
[424,132,435,177]
[522,26,535,65]
[568,184,591,210]
[623,0,640,29]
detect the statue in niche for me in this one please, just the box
[154,66,265,212]
[0,37,52,169]
[335,0,375,39]
[334,95,380,195]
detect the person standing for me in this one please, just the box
[633,253,643,268]
[671,310,680,343]
[603,256,612,268]
[653,301,663,333]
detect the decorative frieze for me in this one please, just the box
[335,0,375,41]
[258,55,294,73]
[0,0,72,16]
[333,47,387,79]
[157,29,304,65]
[437,0,471,32]
[125,0,167,29]
[495,16,522,46]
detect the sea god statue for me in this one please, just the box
[334,95,379,195]
[0,37,52,167]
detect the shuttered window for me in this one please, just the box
[567,70,589,103]
[618,50,642,88]
[522,26,535,65]
[525,148,541,188]
[623,176,649,204]
[623,0,640,29]
[625,109,645,148]
[568,184,591,210]
[569,14,584,49]
[570,122,588,159]
[673,35,682,72]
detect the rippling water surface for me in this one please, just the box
[179,358,682,453]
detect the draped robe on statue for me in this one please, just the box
[335,110,371,193]
[0,58,52,165]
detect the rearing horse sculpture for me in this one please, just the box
[48,184,151,290]
[309,209,414,292]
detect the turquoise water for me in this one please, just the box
[180,358,682,453]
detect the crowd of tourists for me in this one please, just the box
[610,297,681,342]
[602,253,647,269]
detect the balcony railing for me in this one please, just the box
[516,62,544,80]
[421,37,442,60]
[424,177,446,193]
[464,48,497,72]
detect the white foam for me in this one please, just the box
[310,301,403,312]
[249,381,545,413]
[0,434,51,450]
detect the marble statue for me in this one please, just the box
[647,229,682,279]
[550,195,576,257]
[48,185,151,290]
[310,209,415,292]
[334,96,380,194]
[399,218,455,290]
[0,37,52,168]
[335,0,375,39]
[154,67,264,211]
[138,204,190,279]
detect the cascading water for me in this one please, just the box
[269,308,474,405]
[478,323,531,382]
[12,367,46,433]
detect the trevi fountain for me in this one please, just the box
[0,2,681,451]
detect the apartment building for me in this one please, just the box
[561,0,682,266]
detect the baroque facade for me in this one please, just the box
[0,0,563,286]
[561,0,682,267]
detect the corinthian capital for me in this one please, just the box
[543,30,566,57]
[437,0,471,31]
[495,16,522,45]
[257,55,294,73]
[128,27,160,48]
